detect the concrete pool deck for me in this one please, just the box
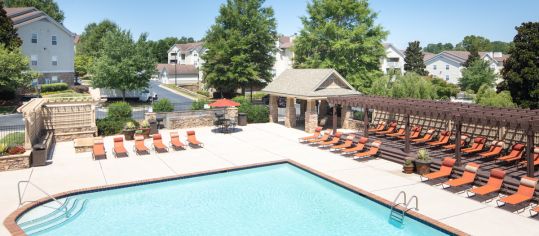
[1,123,538,235]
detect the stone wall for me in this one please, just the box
[343,119,364,130]
[0,150,31,172]
[168,115,214,129]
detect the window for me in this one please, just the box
[31,33,38,43]
[52,35,57,45]
[51,76,58,82]
[51,56,58,66]
[194,53,198,57]
[44,78,51,84]
[181,54,186,60]
[445,75,450,81]
[31,55,38,66]
[433,65,437,70]
[170,53,177,56]
[445,65,449,70]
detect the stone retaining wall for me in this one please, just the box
[0,150,31,172]
[343,119,364,130]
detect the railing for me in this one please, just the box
[0,125,25,147]
[389,191,419,224]
[18,181,69,217]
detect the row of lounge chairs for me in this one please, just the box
[92,130,204,160]
[299,127,382,159]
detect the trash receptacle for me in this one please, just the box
[149,119,158,135]
[32,144,47,167]
[238,113,247,126]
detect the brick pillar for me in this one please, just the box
[304,100,318,133]
[225,107,238,122]
[341,105,352,129]
[269,95,278,123]
[284,97,296,128]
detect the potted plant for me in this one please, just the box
[123,121,136,140]
[414,148,432,175]
[134,129,143,138]
[139,120,151,139]
[403,158,414,174]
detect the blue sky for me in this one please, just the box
[56,0,539,49]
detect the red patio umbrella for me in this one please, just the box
[208,98,240,107]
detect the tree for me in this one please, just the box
[90,30,156,100]
[455,35,491,51]
[148,36,195,63]
[5,0,64,23]
[423,43,454,54]
[77,20,120,58]
[430,77,459,100]
[74,54,93,78]
[463,45,480,67]
[0,2,22,50]
[404,41,427,75]
[459,59,496,93]
[475,84,515,108]
[293,0,387,92]
[0,45,37,89]
[202,0,277,96]
[490,41,513,54]
[498,22,539,109]
[390,73,437,99]
[369,76,391,96]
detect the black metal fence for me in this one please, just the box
[96,102,193,120]
[0,125,25,147]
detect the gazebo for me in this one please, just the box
[262,69,359,132]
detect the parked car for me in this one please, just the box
[262,95,286,108]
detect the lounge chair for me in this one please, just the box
[353,141,382,159]
[152,134,168,153]
[497,143,525,163]
[330,134,355,151]
[113,136,128,158]
[170,132,186,150]
[134,135,150,155]
[92,138,106,160]
[496,176,538,208]
[298,127,323,142]
[375,122,397,135]
[397,126,422,139]
[341,137,369,154]
[412,128,436,143]
[318,132,343,147]
[442,162,480,188]
[426,131,451,147]
[518,146,539,168]
[466,168,505,198]
[420,157,456,181]
[368,121,386,132]
[442,135,468,150]
[385,125,405,138]
[307,130,332,144]
[187,130,204,147]
[462,136,487,154]
[478,141,504,158]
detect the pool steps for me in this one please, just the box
[18,198,88,235]
[389,191,419,224]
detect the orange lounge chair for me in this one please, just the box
[462,136,487,154]
[412,128,436,143]
[496,176,538,207]
[426,131,451,147]
[187,130,204,147]
[397,126,422,139]
[497,143,525,163]
[318,132,343,147]
[518,146,539,168]
[92,138,106,160]
[353,141,381,159]
[307,130,332,144]
[442,135,468,150]
[134,135,150,155]
[420,157,456,181]
[478,141,504,158]
[341,137,369,154]
[113,136,128,158]
[152,134,168,153]
[442,163,480,188]
[330,134,355,151]
[368,121,386,132]
[466,168,505,198]
[375,122,397,135]
[385,125,405,138]
[298,127,323,142]
[170,132,186,150]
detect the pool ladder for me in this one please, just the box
[18,180,68,216]
[389,191,419,224]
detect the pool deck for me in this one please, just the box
[1,123,538,235]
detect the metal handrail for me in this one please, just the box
[18,181,68,215]
[392,190,407,205]
[406,195,419,211]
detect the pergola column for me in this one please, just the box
[332,105,337,134]
[269,95,278,123]
[284,97,296,128]
[454,119,463,166]
[304,99,318,133]
[404,114,410,153]
[363,108,369,137]
[341,104,352,129]
[526,129,535,177]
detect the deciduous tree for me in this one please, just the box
[5,0,64,23]
[459,59,496,93]
[0,45,37,89]
[455,35,491,51]
[77,20,120,58]
[423,43,453,54]
[475,84,515,108]
[0,2,22,50]
[404,41,427,75]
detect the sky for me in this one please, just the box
[56,0,539,49]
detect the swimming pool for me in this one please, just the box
[16,163,453,235]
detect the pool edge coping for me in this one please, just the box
[4,159,468,236]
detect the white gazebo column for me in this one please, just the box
[304,99,318,133]
[269,95,278,123]
[284,97,296,128]
[341,104,352,129]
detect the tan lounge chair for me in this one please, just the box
[92,138,106,160]
[298,127,322,143]
[170,132,186,150]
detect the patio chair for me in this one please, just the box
[412,128,436,143]
[385,125,405,138]
[134,135,150,155]
[353,141,381,159]
[112,136,128,158]
[466,168,505,198]
[298,127,323,143]
[426,131,451,147]
[478,141,504,159]
[318,132,343,147]
[497,143,525,163]
[330,134,355,151]
[170,132,186,150]
[368,121,386,132]
[397,126,422,139]
[307,130,332,144]
[187,130,204,147]
[152,134,168,153]
[442,162,480,188]
[375,122,397,135]
[442,134,468,150]
[92,138,106,160]
[518,146,539,168]
[420,157,456,181]
[462,136,487,154]
[496,176,538,208]
[341,137,369,154]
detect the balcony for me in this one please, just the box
[387,62,400,68]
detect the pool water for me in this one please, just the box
[20,164,450,235]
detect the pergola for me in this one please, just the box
[328,95,539,176]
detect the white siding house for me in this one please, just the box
[272,35,295,78]
[380,43,405,75]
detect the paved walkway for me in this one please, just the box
[1,123,538,235]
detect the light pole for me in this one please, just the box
[174,56,177,86]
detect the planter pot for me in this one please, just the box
[123,130,135,141]
[141,128,150,139]
[414,160,431,175]
[403,165,414,174]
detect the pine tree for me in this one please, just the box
[463,45,480,67]
[293,0,387,92]
[403,41,427,75]
[0,1,22,50]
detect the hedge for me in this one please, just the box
[40,83,68,92]
[152,98,174,112]
[108,102,132,120]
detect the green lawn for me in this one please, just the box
[0,132,25,146]
[41,90,90,98]
[163,84,209,99]
[0,106,16,114]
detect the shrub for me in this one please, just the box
[196,90,210,97]
[72,85,89,93]
[140,120,150,128]
[0,87,16,100]
[0,132,25,146]
[40,83,68,92]
[96,118,138,136]
[152,98,174,112]
[191,98,209,110]
[251,92,267,100]
[6,145,25,155]
[108,102,132,120]
[124,121,136,131]
[246,105,269,123]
